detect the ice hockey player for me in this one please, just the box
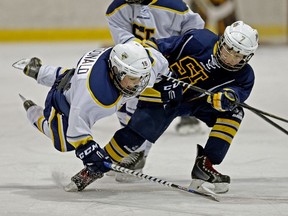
[104,21,259,193]
[13,41,170,191]
[106,0,205,181]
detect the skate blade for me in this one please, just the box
[213,183,229,194]
[189,179,216,195]
[64,181,79,192]
[12,58,30,70]
[115,172,142,183]
[189,179,229,194]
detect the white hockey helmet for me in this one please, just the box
[125,0,144,3]
[215,21,259,71]
[109,41,152,97]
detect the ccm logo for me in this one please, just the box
[163,82,179,91]
[78,143,102,159]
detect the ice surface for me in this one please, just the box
[0,42,287,216]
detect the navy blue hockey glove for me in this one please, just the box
[207,88,239,112]
[76,141,112,173]
[154,78,182,109]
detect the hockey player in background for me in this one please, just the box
[104,21,259,193]
[106,0,205,181]
[13,41,170,191]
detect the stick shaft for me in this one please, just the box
[250,109,288,135]
[240,103,288,123]
[103,162,219,201]
[163,75,288,123]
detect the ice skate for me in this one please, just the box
[115,151,146,182]
[175,116,204,135]
[189,144,230,194]
[13,57,42,80]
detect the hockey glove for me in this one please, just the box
[207,88,239,112]
[76,141,112,173]
[154,78,182,109]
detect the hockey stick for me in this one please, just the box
[104,162,219,202]
[162,75,288,124]
[249,109,288,135]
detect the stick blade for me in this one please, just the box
[64,181,79,192]
[12,58,30,70]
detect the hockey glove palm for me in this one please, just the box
[208,88,239,112]
[76,141,112,173]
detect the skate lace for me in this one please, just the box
[203,156,220,175]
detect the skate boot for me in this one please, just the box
[115,150,146,182]
[64,167,104,192]
[189,144,230,193]
[12,57,42,80]
[175,116,203,135]
[19,94,37,111]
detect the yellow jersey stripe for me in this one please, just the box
[57,114,66,152]
[37,116,45,133]
[69,136,93,149]
[48,108,56,148]
[138,96,162,103]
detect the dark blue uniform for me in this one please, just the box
[106,29,255,165]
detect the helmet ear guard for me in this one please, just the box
[215,21,259,71]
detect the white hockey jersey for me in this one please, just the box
[37,46,169,149]
[106,0,205,44]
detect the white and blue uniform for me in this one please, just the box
[26,46,169,152]
[106,0,205,154]
[106,0,205,44]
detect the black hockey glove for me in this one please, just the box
[76,141,112,173]
[154,78,182,110]
[207,88,239,112]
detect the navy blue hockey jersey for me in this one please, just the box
[147,29,255,103]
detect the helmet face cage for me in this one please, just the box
[215,36,253,72]
[125,0,144,4]
[215,21,258,72]
[111,65,150,97]
[109,41,152,97]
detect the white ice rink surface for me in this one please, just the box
[0,42,287,216]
